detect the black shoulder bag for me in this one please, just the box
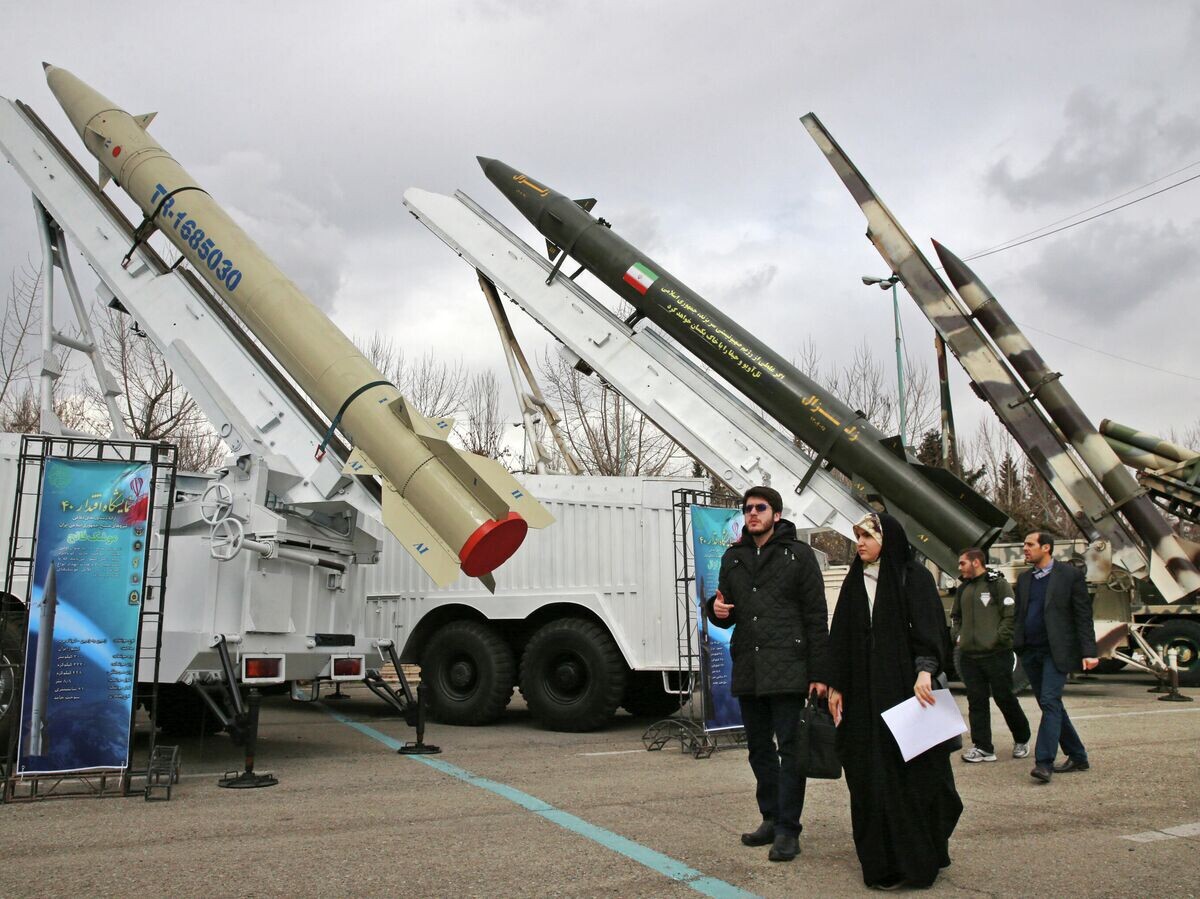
[796,695,842,780]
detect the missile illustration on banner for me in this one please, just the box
[478,157,1009,571]
[27,561,58,757]
[44,66,552,589]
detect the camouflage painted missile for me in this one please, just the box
[934,240,1200,601]
[44,65,552,588]
[1100,420,1199,468]
[800,113,1150,575]
[479,156,1009,571]
[1103,437,1190,475]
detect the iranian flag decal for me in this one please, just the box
[623,261,659,295]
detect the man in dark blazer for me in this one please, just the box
[1012,532,1099,783]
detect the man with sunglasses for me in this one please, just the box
[706,486,830,862]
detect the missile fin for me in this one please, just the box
[341,447,380,477]
[133,112,157,130]
[545,239,561,262]
[389,396,451,444]
[455,449,555,529]
[381,480,463,587]
[574,198,597,213]
[477,572,497,594]
[98,165,111,189]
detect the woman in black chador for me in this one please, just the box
[827,512,963,890]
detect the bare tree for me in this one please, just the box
[0,262,42,412]
[459,369,512,464]
[538,348,688,477]
[357,333,468,421]
[92,307,224,470]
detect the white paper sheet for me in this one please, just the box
[880,689,968,762]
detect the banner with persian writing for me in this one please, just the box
[690,504,743,733]
[17,458,151,775]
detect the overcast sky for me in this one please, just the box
[1,1,1197,462]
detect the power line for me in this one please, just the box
[963,171,1200,262]
[1011,320,1200,383]
[967,158,1200,257]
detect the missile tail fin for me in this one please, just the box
[133,112,157,130]
[574,197,597,213]
[455,449,555,529]
[545,239,561,262]
[341,447,381,477]
[381,479,463,587]
[98,165,111,189]
[478,572,497,594]
[389,396,453,444]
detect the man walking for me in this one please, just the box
[952,548,1031,763]
[1012,532,1099,783]
[707,486,829,862]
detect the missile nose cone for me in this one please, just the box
[42,61,52,72]
[476,155,496,170]
[931,239,970,290]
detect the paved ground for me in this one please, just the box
[2,673,1199,898]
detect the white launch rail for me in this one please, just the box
[0,98,376,516]
[403,188,872,539]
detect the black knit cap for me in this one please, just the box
[741,485,783,516]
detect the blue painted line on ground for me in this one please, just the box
[321,706,758,899]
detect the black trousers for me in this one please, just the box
[737,693,806,834]
[959,650,1031,753]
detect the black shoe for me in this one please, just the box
[740,820,775,846]
[1030,764,1052,783]
[767,831,799,862]
[1053,757,1090,773]
[871,876,906,890]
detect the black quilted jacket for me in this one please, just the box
[705,519,829,696]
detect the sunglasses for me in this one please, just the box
[743,502,771,514]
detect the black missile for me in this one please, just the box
[478,158,1009,569]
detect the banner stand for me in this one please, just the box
[1,435,177,802]
[642,488,747,759]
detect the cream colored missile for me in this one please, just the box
[43,64,551,587]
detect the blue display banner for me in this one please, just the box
[690,504,743,733]
[17,458,152,775]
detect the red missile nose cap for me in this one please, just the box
[459,512,528,577]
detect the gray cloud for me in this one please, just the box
[986,89,1200,209]
[1021,218,1200,317]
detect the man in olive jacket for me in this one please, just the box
[952,548,1031,763]
[706,486,829,863]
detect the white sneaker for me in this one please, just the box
[962,747,997,763]
[1013,742,1030,759]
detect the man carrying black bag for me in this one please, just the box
[706,486,830,862]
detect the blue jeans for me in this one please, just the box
[1020,647,1087,767]
[738,694,806,835]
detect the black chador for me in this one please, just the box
[827,513,963,889]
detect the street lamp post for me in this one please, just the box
[862,274,906,446]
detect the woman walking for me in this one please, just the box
[827,512,962,889]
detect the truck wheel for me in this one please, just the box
[1012,655,1030,693]
[153,684,225,737]
[621,671,683,718]
[420,621,514,725]
[520,619,626,732]
[1149,620,1200,688]
[0,606,24,757]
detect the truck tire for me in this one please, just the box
[420,621,514,726]
[621,671,683,719]
[0,604,25,758]
[153,684,225,737]
[520,619,626,732]
[1148,620,1200,688]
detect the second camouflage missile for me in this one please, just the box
[44,65,552,588]
[479,157,1008,567]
